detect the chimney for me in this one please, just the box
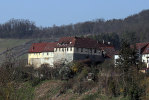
[97,40,99,43]
[103,40,105,44]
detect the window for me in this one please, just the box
[55,48,57,51]
[62,48,64,52]
[47,53,49,55]
[59,48,61,51]
[70,47,72,51]
[67,48,68,51]
[90,49,92,53]
[94,49,97,53]
[76,48,79,52]
[81,48,83,52]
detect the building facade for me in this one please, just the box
[28,42,56,68]
[28,37,115,68]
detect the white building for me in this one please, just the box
[28,37,115,68]
[114,42,149,68]
[28,42,56,68]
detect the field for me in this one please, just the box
[0,38,30,53]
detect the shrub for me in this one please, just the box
[59,66,72,80]
[60,79,74,93]
[73,81,96,94]
[30,77,41,87]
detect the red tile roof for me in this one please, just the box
[142,44,149,54]
[44,42,57,52]
[131,42,149,54]
[29,42,56,53]
[102,47,115,58]
[135,42,149,50]
[29,37,115,55]
[56,37,103,49]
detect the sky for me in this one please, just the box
[0,0,149,27]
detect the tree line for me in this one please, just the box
[0,10,149,44]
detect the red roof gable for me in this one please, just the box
[131,42,149,54]
[135,42,149,50]
[29,42,56,53]
[142,44,149,54]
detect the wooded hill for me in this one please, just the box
[0,9,149,44]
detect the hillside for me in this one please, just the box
[0,39,30,53]
[14,80,128,100]
[0,10,149,42]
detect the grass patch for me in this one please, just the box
[0,39,30,53]
[82,93,129,100]
[82,93,99,100]
[39,85,61,100]
[11,82,35,100]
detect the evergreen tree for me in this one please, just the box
[117,41,144,100]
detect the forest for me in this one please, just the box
[0,10,149,46]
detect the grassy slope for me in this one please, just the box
[7,80,128,100]
[33,80,128,100]
[0,38,30,53]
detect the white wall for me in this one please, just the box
[142,54,149,68]
[41,52,54,67]
[114,54,120,66]
[28,52,54,68]
[54,47,74,64]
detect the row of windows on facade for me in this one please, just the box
[55,47,99,53]
[142,59,149,63]
[32,48,99,56]
[33,52,53,56]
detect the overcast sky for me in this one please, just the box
[0,0,149,27]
